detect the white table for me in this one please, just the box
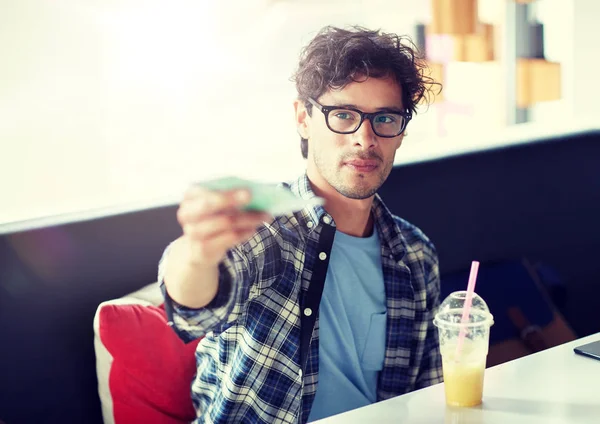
[316,333,600,423]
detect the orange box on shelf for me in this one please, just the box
[517,59,561,107]
[430,0,478,35]
[464,23,494,62]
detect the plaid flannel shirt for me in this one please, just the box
[159,173,442,423]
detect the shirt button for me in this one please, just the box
[307,221,314,229]
[319,252,327,261]
[304,308,312,317]
[322,216,331,224]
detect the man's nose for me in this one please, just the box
[353,118,377,149]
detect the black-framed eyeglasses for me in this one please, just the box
[307,97,411,138]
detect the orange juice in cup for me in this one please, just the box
[434,291,494,407]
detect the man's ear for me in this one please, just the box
[294,99,309,139]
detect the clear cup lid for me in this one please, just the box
[433,291,494,329]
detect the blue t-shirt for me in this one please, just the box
[307,228,387,422]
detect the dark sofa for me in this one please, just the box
[1,128,598,424]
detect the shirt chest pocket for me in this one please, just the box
[360,311,387,371]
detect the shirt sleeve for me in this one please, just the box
[415,246,444,389]
[158,241,255,342]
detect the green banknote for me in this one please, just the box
[195,176,324,216]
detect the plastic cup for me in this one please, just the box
[433,291,494,407]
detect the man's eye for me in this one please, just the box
[375,115,395,124]
[333,111,355,120]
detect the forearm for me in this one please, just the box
[163,236,219,309]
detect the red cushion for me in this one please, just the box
[99,303,201,424]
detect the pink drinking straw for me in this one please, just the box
[455,260,480,358]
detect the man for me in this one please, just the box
[159,26,442,423]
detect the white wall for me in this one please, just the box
[0,0,289,223]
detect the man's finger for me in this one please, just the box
[184,211,269,239]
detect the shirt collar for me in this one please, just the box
[283,174,407,260]
[284,173,331,232]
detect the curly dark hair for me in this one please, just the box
[291,25,441,159]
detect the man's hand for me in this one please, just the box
[176,185,270,268]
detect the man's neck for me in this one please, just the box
[307,173,374,238]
